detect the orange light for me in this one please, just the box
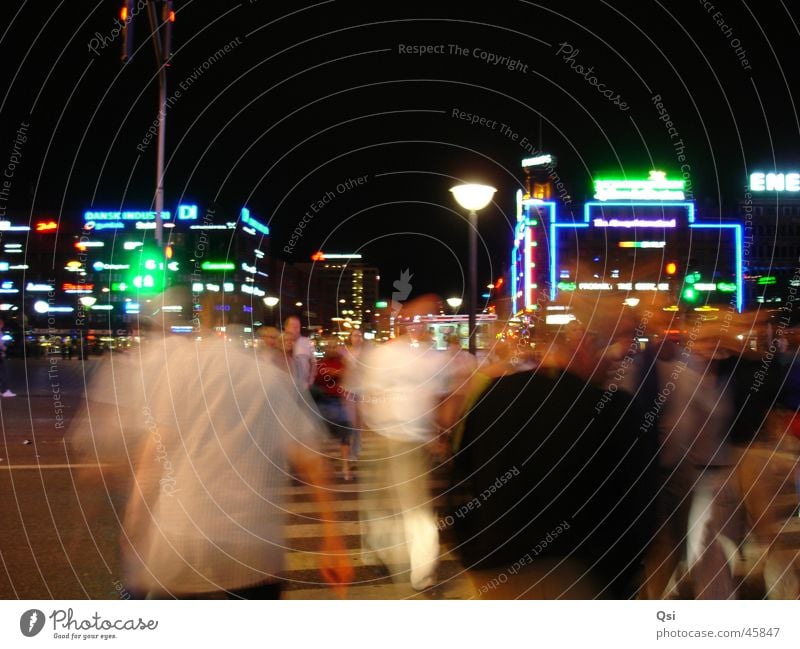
[311,251,325,261]
[165,245,173,259]
[495,277,504,289]
[169,10,175,22]
[665,262,677,275]
[120,5,128,21]
[36,221,58,232]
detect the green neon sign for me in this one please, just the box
[717,282,736,292]
[557,281,576,291]
[593,170,685,202]
[201,261,236,271]
[375,301,388,308]
[757,276,776,285]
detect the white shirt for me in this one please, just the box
[359,337,449,442]
[122,331,322,593]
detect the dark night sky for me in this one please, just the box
[1,0,799,298]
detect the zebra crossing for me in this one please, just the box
[278,432,800,599]
[281,431,477,599]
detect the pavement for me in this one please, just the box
[0,358,798,599]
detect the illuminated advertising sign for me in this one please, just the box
[521,154,553,168]
[593,171,685,201]
[36,221,58,232]
[240,208,269,235]
[593,218,676,228]
[618,241,666,248]
[0,221,30,231]
[201,261,235,271]
[82,204,198,222]
[26,283,54,292]
[63,283,94,293]
[84,221,125,231]
[178,204,198,220]
[85,210,170,221]
[749,172,800,192]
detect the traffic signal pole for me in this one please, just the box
[145,1,167,248]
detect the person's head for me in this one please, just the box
[349,329,363,347]
[398,294,441,342]
[284,315,301,340]
[259,326,280,349]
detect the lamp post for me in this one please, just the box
[450,183,496,355]
[263,296,279,325]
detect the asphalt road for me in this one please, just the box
[0,357,129,599]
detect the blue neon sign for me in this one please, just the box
[240,208,270,236]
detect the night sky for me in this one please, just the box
[1,0,799,299]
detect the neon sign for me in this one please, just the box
[240,208,270,235]
[618,241,666,248]
[521,154,553,168]
[593,170,684,201]
[749,172,800,192]
[201,261,235,271]
[85,221,125,230]
[593,218,676,228]
[36,221,58,232]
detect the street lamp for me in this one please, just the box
[446,297,463,313]
[450,183,496,355]
[263,296,279,325]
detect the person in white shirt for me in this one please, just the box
[358,295,458,591]
[284,315,316,389]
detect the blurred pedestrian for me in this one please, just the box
[358,295,457,590]
[312,341,354,480]
[284,315,316,390]
[85,291,353,599]
[452,364,657,598]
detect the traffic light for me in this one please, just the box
[665,261,677,276]
[682,287,698,302]
[128,244,165,295]
[121,1,134,63]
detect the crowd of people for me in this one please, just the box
[69,288,800,600]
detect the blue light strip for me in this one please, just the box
[583,201,695,223]
[511,257,517,314]
[549,222,589,301]
[689,223,743,312]
[240,208,270,236]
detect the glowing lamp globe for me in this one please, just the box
[449,184,497,211]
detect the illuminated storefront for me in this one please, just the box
[511,170,743,315]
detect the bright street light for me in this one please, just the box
[449,183,497,211]
[263,296,279,307]
[450,183,497,355]
[446,297,463,309]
